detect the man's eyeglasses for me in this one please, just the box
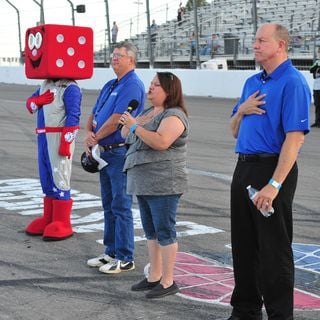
[111,52,130,59]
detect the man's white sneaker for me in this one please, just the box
[99,260,135,274]
[87,254,115,267]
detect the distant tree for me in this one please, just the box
[185,0,209,11]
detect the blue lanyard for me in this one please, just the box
[94,79,118,117]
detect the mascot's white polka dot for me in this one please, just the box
[56,59,64,67]
[67,47,75,56]
[56,34,64,43]
[78,36,86,45]
[78,60,85,69]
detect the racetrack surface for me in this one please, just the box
[0,83,319,320]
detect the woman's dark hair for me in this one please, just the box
[157,72,188,116]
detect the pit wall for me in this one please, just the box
[0,66,314,99]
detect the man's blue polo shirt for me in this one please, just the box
[232,60,311,154]
[92,70,145,145]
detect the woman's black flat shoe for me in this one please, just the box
[145,282,179,299]
[131,278,161,291]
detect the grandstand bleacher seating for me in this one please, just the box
[94,0,320,70]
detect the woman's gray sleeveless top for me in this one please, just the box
[124,107,189,195]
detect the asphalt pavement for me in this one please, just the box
[0,83,319,320]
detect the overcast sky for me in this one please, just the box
[0,0,182,57]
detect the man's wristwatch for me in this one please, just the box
[268,178,282,190]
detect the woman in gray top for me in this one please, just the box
[119,72,189,299]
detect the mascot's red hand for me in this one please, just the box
[59,126,79,159]
[26,90,55,114]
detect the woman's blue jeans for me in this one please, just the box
[137,194,181,246]
[99,147,134,262]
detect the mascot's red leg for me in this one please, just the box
[25,196,53,236]
[42,199,73,241]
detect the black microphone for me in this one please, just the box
[117,99,139,130]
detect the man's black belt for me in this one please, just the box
[99,143,126,152]
[238,153,279,162]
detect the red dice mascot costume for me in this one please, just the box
[24,24,93,241]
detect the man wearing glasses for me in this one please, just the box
[84,42,145,274]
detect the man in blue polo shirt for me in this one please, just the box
[84,42,145,274]
[228,24,311,320]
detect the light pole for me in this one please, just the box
[32,0,45,25]
[104,0,111,66]
[318,0,320,32]
[146,0,153,68]
[252,0,258,35]
[134,0,143,34]
[130,19,133,38]
[66,0,75,25]
[166,3,168,22]
[65,1,86,25]
[4,0,23,64]
[252,0,258,69]
[192,0,200,69]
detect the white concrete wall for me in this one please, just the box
[0,66,314,99]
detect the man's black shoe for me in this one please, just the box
[311,122,320,128]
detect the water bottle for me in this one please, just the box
[246,185,274,218]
